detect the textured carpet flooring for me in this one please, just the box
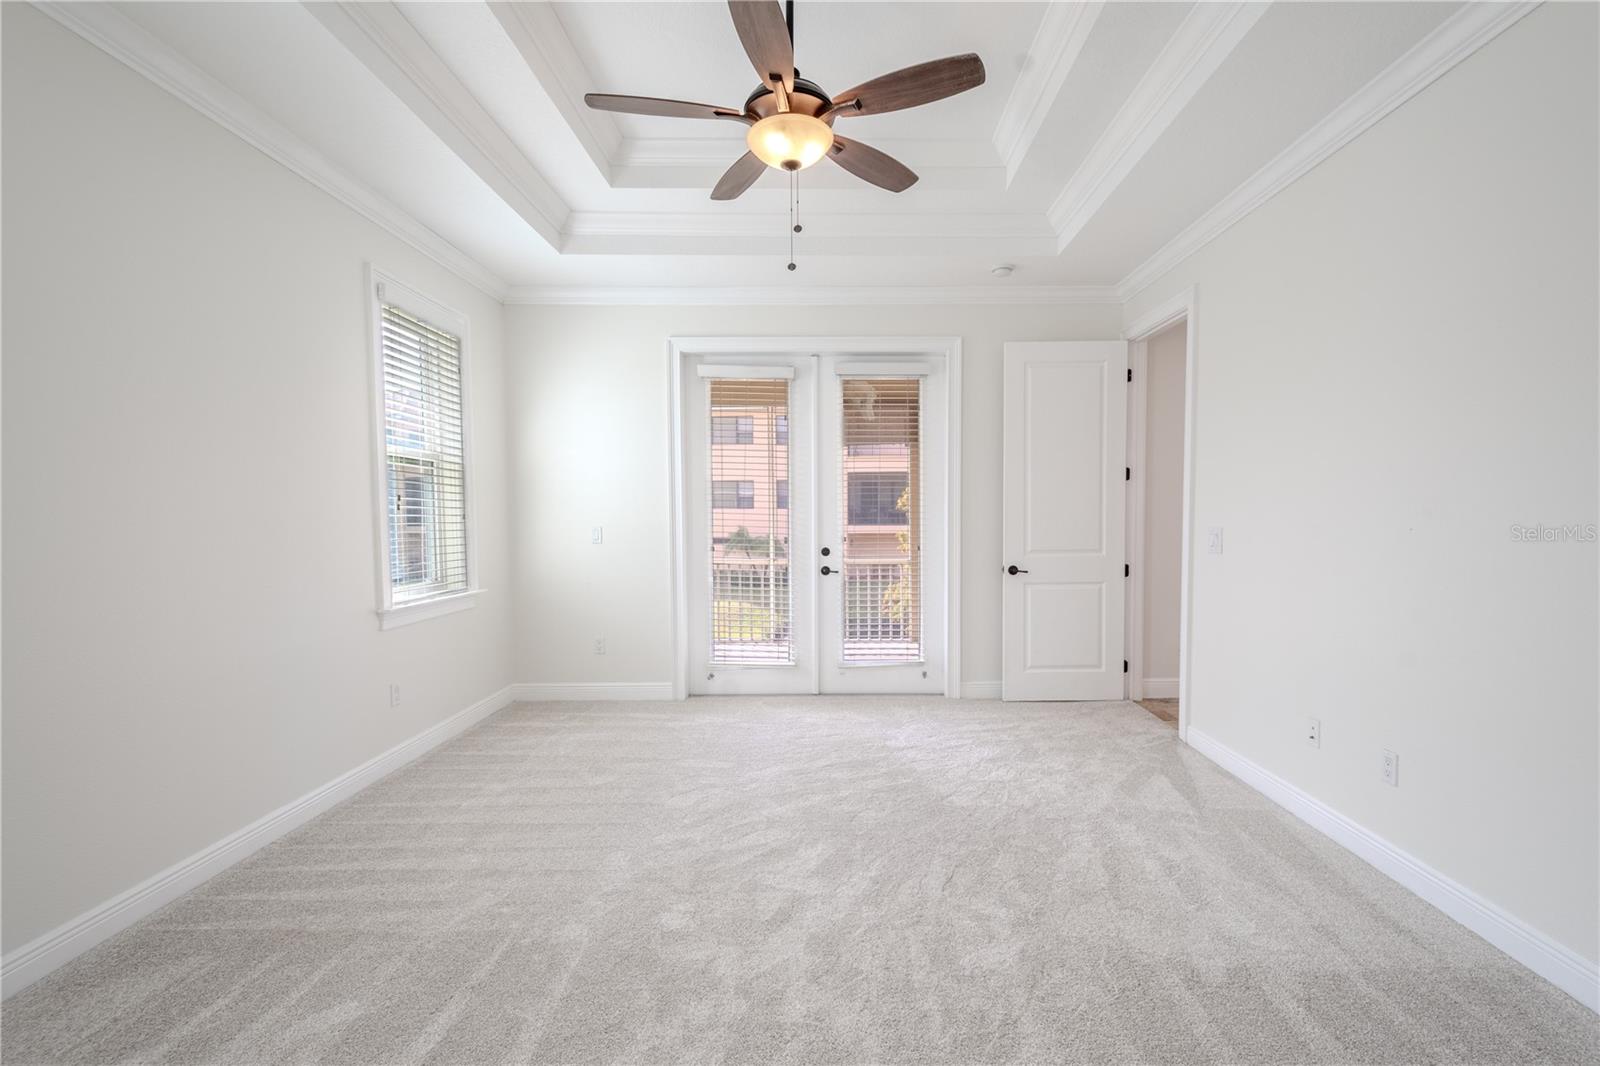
[3,698,1595,1064]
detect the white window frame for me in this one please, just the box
[368,265,480,630]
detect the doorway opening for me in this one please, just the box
[1128,320,1185,728]
[1123,289,1197,738]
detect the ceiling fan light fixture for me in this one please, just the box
[748,113,834,171]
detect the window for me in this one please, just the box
[775,414,789,445]
[776,479,789,510]
[372,271,475,628]
[712,415,755,445]
[712,480,756,509]
[847,472,910,526]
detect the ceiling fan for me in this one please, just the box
[583,0,986,200]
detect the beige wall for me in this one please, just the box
[1124,2,1598,965]
[504,302,1123,689]
[1,7,515,953]
[1141,323,1186,684]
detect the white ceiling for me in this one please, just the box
[94,1,1466,297]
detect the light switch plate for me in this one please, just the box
[1207,526,1224,554]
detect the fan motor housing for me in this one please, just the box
[744,77,834,121]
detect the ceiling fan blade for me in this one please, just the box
[828,135,918,193]
[727,1,794,98]
[831,54,986,117]
[584,94,748,122]
[711,152,769,200]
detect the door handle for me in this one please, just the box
[1007,565,1029,575]
[820,565,834,576]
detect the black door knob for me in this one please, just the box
[1007,564,1029,575]
[821,565,834,575]
[820,547,831,556]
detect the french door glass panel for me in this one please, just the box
[837,378,922,663]
[708,378,792,665]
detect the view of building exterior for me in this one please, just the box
[708,377,922,664]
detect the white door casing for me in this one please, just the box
[1002,341,1128,701]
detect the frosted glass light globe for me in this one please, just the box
[747,113,834,171]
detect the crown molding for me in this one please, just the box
[31,0,509,301]
[1114,0,1541,301]
[487,0,619,182]
[503,285,1121,307]
[307,2,568,249]
[612,135,1001,171]
[992,1,1104,185]
[562,211,1050,240]
[608,137,1006,193]
[1048,1,1269,250]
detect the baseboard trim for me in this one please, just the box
[1140,677,1179,699]
[511,682,676,701]
[960,681,1002,700]
[1186,728,1599,1012]
[0,684,516,1000]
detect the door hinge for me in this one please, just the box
[1125,467,1131,481]
[1127,367,1132,383]
[1123,659,1129,674]
[1124,563,1130,577]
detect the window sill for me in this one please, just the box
[378,589,482,630]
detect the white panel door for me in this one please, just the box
[1002,342,1127,701]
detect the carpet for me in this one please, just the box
[3,697,1595,1064]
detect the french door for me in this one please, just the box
[684,353,947,695]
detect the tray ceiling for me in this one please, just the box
[61,1,1497,299]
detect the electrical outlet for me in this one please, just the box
[1306,717,1320,748]
[593,638,606,656]
[388,684,401,708]
[1207,526,1224,554]
[1381,750,1399,787]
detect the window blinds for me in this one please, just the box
[839,377,922,663]
[381,303,468,603]
[708,377,792,664]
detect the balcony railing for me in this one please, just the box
[709,559,920,665]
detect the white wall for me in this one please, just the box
[5,0,1594,1005]
[1,6,514,954]
[1141,322,1186,684]
[1124,2,1598,968]
[504,302,1122,690]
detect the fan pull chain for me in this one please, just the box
[787,169,798,271]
